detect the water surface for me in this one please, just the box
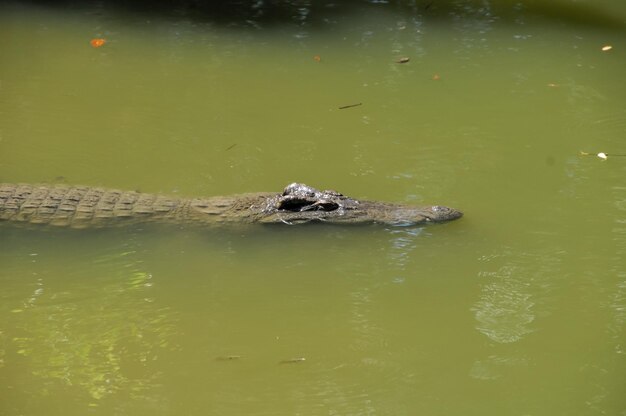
[1,1,625,415]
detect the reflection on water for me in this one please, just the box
[608,272,626,355]
[384,226,424,283]
[469,353,530,380]
[2,237,180,406]
[473,248,565,344]
[608,185,626,355]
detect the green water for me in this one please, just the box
[1,1,625,414]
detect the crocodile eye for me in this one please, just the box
[282,183,300,196]
[282,183,318,197]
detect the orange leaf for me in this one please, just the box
[313,55,321,62]
[90,38,106,48]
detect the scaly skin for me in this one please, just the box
[0,183,462,229]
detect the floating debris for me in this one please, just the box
[338,103,362,110]
[215,355,242,361]
[601,45,613,52]
[313,55,321,62]
[547,83,559,88]
[396,57,410,64]
[90,38,106,48]
[432,74,441,81]
[279,357,306,364]
[579,151,626,160]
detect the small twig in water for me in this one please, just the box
[215,355,242,361]
[225,143,237,151]
[279,357,306,364]
[338,103,362,110]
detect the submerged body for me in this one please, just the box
[0,182,462,228]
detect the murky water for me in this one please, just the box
[1,1,625,415]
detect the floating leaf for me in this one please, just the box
[90,38,106,48]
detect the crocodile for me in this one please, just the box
[0,182,462,229]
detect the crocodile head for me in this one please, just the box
[259,183,462,226]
